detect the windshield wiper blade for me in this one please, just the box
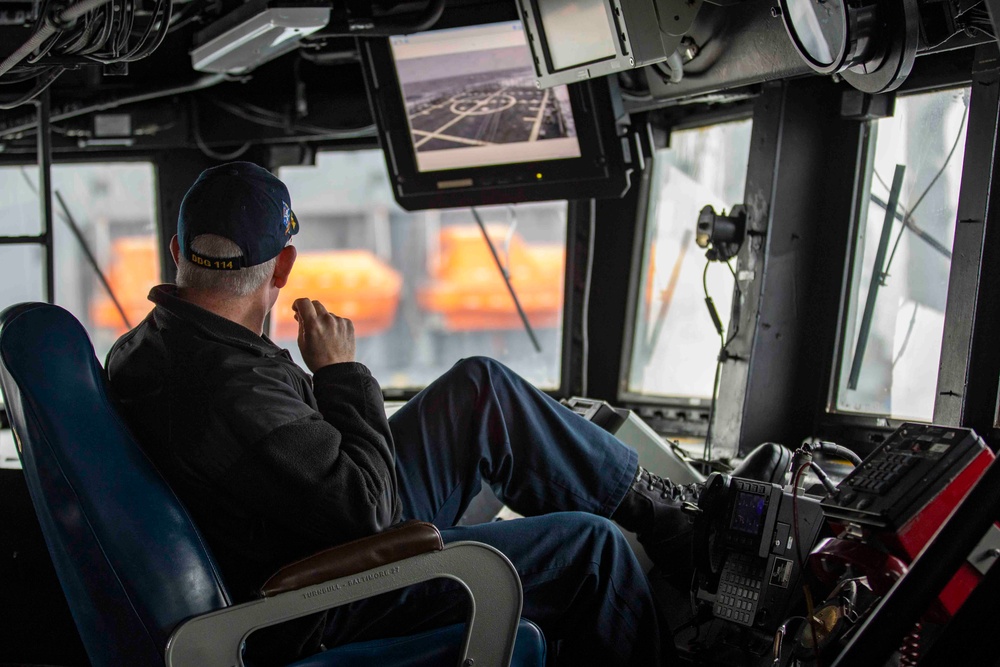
[848,164,905,391]
[19,167,133,329]
[54,190,134,330]
[470,207,542,353]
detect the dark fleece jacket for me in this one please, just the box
[106,284,401,663]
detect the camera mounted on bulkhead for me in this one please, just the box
[696,204,747,262]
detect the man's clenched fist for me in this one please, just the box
[292,298,356,371]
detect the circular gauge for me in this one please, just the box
[842,0,919,93]
[779,0,881,75]
[783,0,849,69]
[779,0,918,92]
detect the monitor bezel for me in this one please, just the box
[359,8,633,211]
[527,0,623,74]
[515,0,701,89]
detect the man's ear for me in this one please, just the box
[273,245,297,289]
[169,235,181,267]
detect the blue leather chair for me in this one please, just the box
[0,303,545,667]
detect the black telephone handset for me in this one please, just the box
[693,473,825,632]
[692,472,733,580]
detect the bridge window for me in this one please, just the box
[53,163,160,359]
[278,151,567,392]
[0,161,159,468]
[0,162,159,359]
[624,118,753,401]
[834,87,970,421]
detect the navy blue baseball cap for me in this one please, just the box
[178,161,299,270]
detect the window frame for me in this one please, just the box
[811,54,999,456]
[616,106,756,427]
[0,154,161,294]
[0,154,56,304]
[826,83,974,424]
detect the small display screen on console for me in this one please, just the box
[730,491,767,535]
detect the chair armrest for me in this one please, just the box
[165,540,523,667]
[260,520,444,597]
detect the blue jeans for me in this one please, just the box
[322,357,665,666]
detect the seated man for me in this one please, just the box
[106,162,780,666]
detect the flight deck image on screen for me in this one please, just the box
[389,22,582,173]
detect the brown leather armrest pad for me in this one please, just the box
[260,521,444,597]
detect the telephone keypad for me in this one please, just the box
[821,423,987,530]
[713,551,764,627]
[845,453,917,495]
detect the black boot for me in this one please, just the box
[612,466,703,570]
[612,443,792,569]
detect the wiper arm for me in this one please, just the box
[18,167,133,329]
[644,229,693,360]
[848,164,905,391]
[868,193,952,260]
[54,190,133,329]
[470,207,542,353]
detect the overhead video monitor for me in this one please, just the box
[516,0,703,89]
[361,18,634,211]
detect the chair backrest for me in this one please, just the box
[0,303,231,667]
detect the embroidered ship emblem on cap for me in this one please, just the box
[283,202,294,234]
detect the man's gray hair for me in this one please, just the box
[176,234,279,297]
